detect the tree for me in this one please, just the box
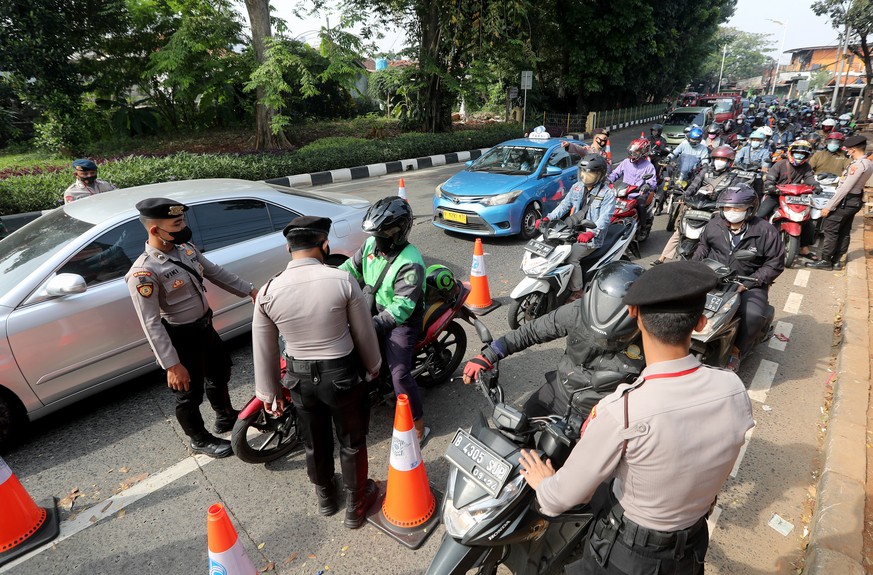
[244,0,291,149]
[697,27,775,92]
[813,0,873,119]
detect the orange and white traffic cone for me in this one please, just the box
[368,394,441,550]
[466,238,500,315]
[207,503,256,575]
[397,178,408,202]
[0,456,59,567]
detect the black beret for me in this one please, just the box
[136,198,188,219]
[283,216,332,240]
[623,261,718,313]
[843,134,867,149]
[72,158,98,171]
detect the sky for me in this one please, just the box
[246,0,842,64]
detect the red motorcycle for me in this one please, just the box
[611,173,655,246]
[230,271,493,463]
[770,183,815,268]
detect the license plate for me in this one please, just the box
[786,196,811,206]
[445,429,513,497]
[442,210,468,224]
[525,239,554,258]
[705,293,723,313]
[734,170,756,179]
[684,209,714,220]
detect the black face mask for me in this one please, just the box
[159,226,192,245]
[374,235,395,253]
[80,176,97,185]
[320,241,330,260]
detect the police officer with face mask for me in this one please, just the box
[63,158,116,203]
[126,198,258,458]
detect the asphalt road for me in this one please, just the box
[2,127,844,574]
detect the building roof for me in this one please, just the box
[785,45,840,53]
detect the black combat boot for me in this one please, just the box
[316,483,338,516]
[344,479,378,529]
[190,434,232,458]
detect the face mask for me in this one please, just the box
[750,140,762,149]
[723,210,746,224]
[159,226,192,245]
[827,142,840,153]
[374,235,394,253]
[708,134,717,139]
[792,153,807,162]
[321,241,331,260]
[737,119,745,125]
[713,160,728,171]
[80,175,97,185]
[581,170,601,185]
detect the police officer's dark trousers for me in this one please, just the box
[820,195,862,264]
[737,287,770,357]
[285,358,370,493]
[163,311,234,441]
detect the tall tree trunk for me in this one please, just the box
[418,1,451,133]
[245,0,290,150]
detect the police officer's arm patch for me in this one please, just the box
[136,283,154,298]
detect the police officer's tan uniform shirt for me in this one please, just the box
[536,355,754,531]
[63,179,116,203]
[125,242,252,369]
[252,258,382,404]
[825,157,873,211]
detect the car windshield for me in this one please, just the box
[712,100,734,113]
[664,112,701,126]
[0,209,94,296]
[470,146,546,175]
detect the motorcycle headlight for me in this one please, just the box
[443,471,526,539]
[480,189,523,206]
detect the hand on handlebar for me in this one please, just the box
[462,355,494,384]
[534,217,549,230]
[577,231,595,244]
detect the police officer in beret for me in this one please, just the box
[63,158,116,204]
[518,261,755,575]
[125,198,258,458]
[252,216,382,528]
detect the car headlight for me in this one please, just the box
[480,189,523,206]
[435,185,444,199]
[443,470,527,539]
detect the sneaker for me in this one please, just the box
[190,435,233,458]
[650,259,664,267]
[213,409,240,434]
[805,260,833,270]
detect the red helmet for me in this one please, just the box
[826,131,846,142]
[711,145,737,162]
[627,138,650,162]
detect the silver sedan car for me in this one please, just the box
[0,179,370,449]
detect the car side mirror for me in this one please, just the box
[45,273,87,296]
[544,166,562,177]
[465,160,474,168]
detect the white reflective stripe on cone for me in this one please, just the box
[389,428,422,472]
[470,255,486,277]
[208,540,256,575]
[0,457,11,484]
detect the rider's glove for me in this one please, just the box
[577,231,595,244]
[462,344,501,380]
[535,217,549,230]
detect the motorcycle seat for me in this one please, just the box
[579,223,627,265]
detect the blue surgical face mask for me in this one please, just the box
[750,140,762,149]
[827,142,840,153]
[792,153,806,162]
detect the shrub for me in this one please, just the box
[0,123,521,214]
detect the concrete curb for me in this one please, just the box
[601,114,665,135]
[804,216,870,574]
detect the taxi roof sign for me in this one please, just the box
[528,126,551,140]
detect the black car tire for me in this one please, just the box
[519,203,542,240]
[0,390,24,452]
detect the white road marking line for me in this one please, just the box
[731,427,755,478]
[794,269,810,288]
[747,359,779,403]
[783,292,803,314]
[768,321,793,351]
[0,454,214,573]
[707,506,723,534]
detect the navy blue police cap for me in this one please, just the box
[283,216,332,240]
[72,158,98,171]
[843,134,867,149]
[135,198,189,219]
[623,260,718,313]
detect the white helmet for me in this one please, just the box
[821,118,837,127]
[761,126,774,138]
[838,113,852,125]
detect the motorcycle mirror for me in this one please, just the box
[641,173,654,182]
[473,317,493,344]
[733,249,756,261]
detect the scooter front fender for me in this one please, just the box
[425,534,498,575]
[510,276,550,300]
[779,221,801,236]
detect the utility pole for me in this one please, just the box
[768,19,788,96]
[716,44,728,93]
[832,15,851,110]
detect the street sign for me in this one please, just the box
[520,71,533,90]
[508,86,518,99]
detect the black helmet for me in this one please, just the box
[577,152,608,183]
[716,184,758,221]
[650,123,663,137]
[362,196,413,250]
[706,123,721,136]
[579,261,645,350]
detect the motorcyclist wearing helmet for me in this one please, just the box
[693,184,785,372]
[649,124,670,171]
[339,196,430,444]
[608,137,657,231]
[538,153,617,302]
[837,113,855,136]
[809,131,850,176]
[735,129,772,175]
[665,127,711,180]
[736,113,752,137]
[816,118,837,140]
[772,117,795,148]
[653,146,744,265]
[704,123,724,150]
[462,261,646,419]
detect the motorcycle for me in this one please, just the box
[426,364,622,575]
[811,173,839,251]
[675,187,720,260]
[507,218,636,329]
[611,174,655,243]
[769,183,815,268]
[653,160,685,228]
[691,254,775,368]
[230,272,492,463]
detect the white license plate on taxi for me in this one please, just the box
[443,211,467,224]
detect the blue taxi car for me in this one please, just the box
[432,134,583,239]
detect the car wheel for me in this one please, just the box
[519,203,541,240]
[0,389,24,452]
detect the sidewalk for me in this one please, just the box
[803,212,872,574]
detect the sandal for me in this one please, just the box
[799,252,819,261]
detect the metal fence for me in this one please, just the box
[535,103,667,136]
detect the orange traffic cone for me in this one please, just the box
[397,178,408,202]
[466,238,500,315]
[0,456,59,567]
[207,503,256,575]
[367,394,441,550]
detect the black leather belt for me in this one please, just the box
[162,309,213,331]
[284,354,352,374]
[616,514,706,550]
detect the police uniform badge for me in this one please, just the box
[172,279,184,289]
[185,249,194,256]
[137,283,154,298]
